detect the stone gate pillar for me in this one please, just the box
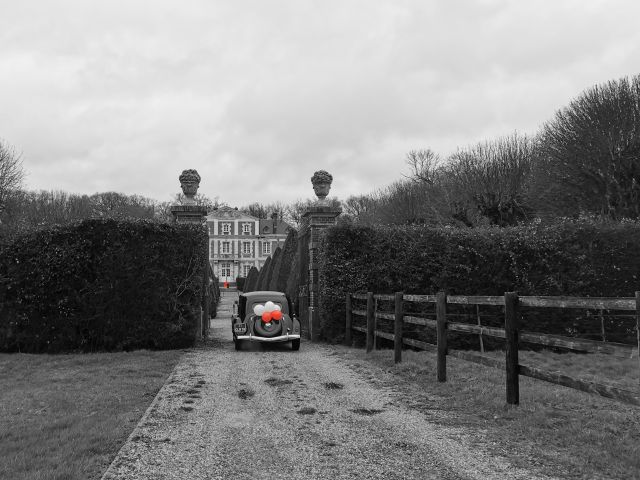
[171,169,208,224]
[170,169,210,340]
[301,170,341,342]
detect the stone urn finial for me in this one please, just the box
[179,169,201,205]
[311,170,333,205]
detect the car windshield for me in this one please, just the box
[247,300,287,314]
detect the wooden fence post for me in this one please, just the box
[394,292,404,363]
[366,292,374,353]
[345,294,352,347]
[373,297,378,350]
[505,291,520,405]
[599,309,606,342]
[636,291,640,387]
[436,291,447,382]
[476,304,484,353]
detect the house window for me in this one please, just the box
[263,241,271,255]
[222,241,230,254]
[243,264,251,277]
[222,223,231,235]
[242,242,251,254]
[242,223,251,235]
[221,262,231,277]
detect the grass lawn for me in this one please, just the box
[0,349,182,480]
[341,346,640,479]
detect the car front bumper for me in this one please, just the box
[235,333,301,342]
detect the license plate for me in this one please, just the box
[233,323,247,334]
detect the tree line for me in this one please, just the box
[1,74,638,240]
[343,74,640,227]
[0,144,333,243]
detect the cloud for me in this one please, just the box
[0,0,638,206]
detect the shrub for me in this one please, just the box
[235,276,246,292]
[0,219,208,353]
[318,220,640,345]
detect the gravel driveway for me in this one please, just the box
[102,291,554,480]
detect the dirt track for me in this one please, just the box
[102,290,554,480]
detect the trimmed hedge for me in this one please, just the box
[264,247,281,291]
[0,219,208,353]
[270,230,297,293]
[255,256,271,291]
[235,276,246,292]
[287,229,309,314]
[244,267,259,292]
[318,220,640,345]
[209,273,220,318]
[285,248,300,308]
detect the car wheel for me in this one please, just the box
[253,317,283,338]
[291,339,300,351]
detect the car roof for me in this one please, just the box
[241,291,286,299]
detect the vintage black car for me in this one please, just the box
[232,291,301,351]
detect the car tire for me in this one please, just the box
[253,317,283,338]
[291,339,300,351]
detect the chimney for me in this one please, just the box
[271,212,278,234]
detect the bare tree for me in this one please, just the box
[240,202,287,221]
[89,192,157,219]
[21,190,91,225]
[152,194,222,223]
[404,149,442,185]
[0,140,25,216]
[442,133,536,226]
[284,198,341,229]
[343,194,379,223]
[334,138,535,228]
[536,74,640,219]
[173,193,222,210]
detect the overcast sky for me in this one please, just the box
[1,1,638,206]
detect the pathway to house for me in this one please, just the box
[102,289,555,480]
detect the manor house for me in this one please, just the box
[207,206,292,285]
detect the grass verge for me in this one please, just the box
[0,350,182,480]
[335,345,640,479]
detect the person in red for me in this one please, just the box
[224,281,229,289]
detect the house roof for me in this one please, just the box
[206,206,293,234]
[258,218,292,235]
[206,206,257,221]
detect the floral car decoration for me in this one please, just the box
[232,291,301,351]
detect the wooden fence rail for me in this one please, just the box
[345,291,640,407]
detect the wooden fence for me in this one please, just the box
[345,291,640,407]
